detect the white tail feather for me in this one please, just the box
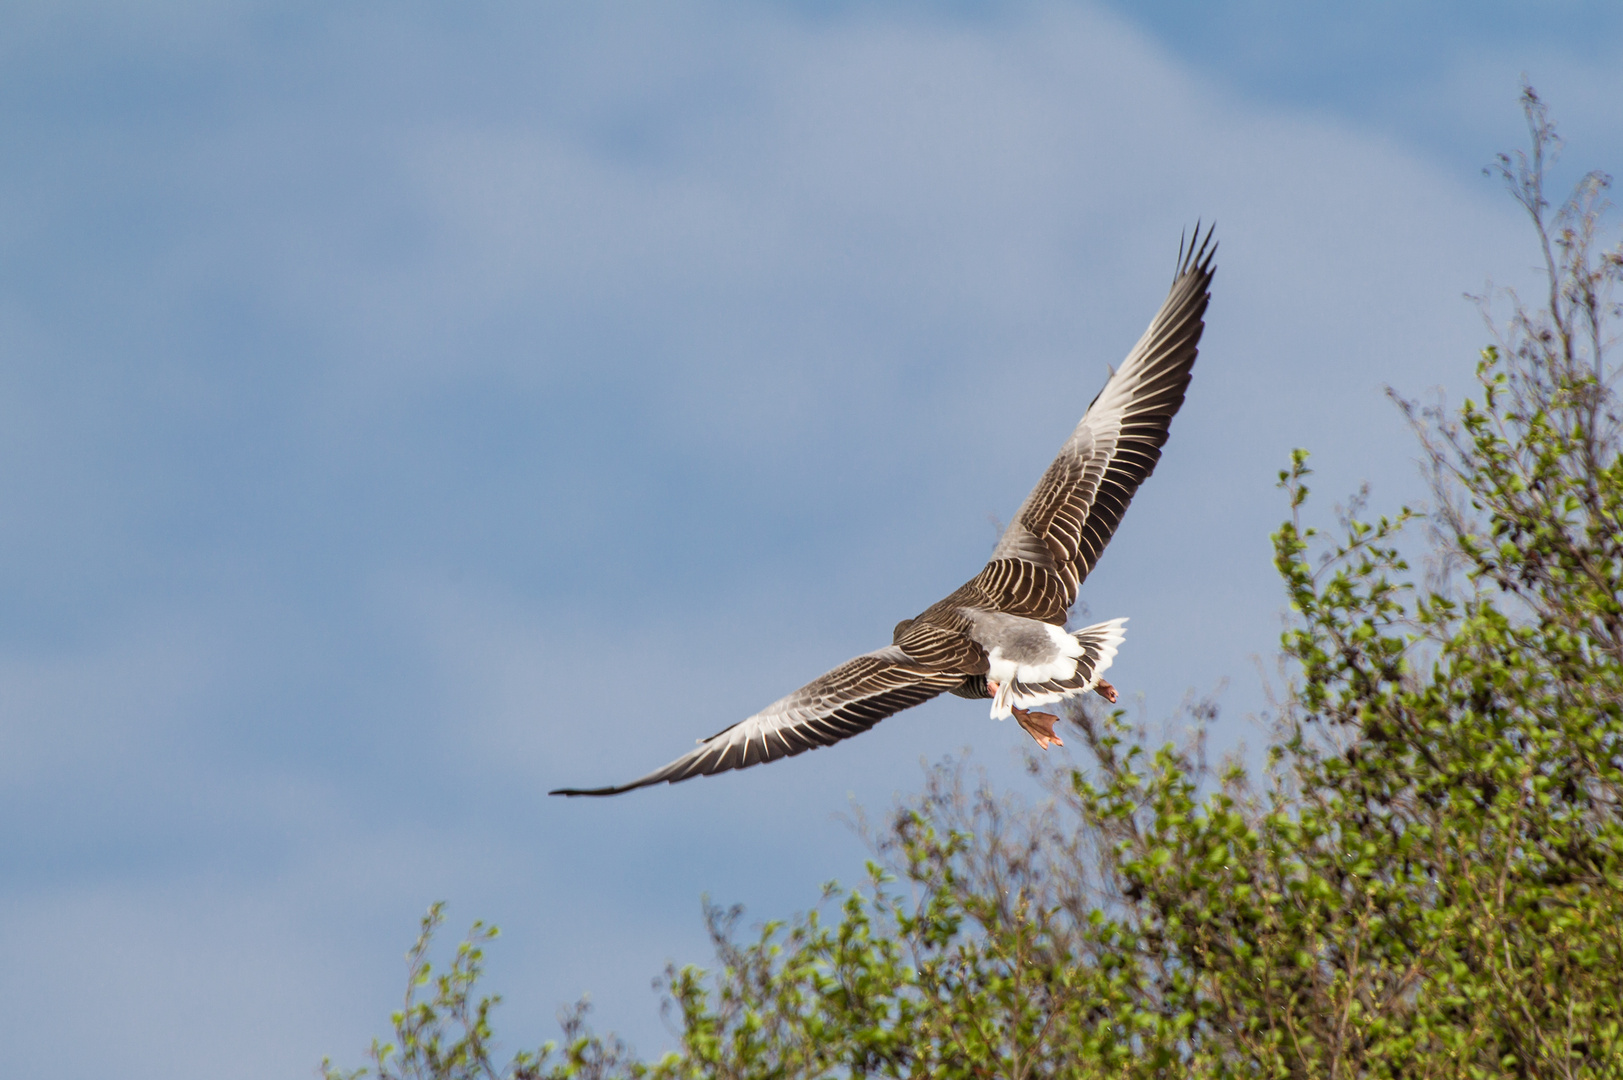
[988,617,1129,719]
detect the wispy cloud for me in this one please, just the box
[0,3,1617,1075]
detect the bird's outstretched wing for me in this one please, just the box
[974,225,1216,623]
[549,647,964,797]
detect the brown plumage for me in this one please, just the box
[551,227,1215,797]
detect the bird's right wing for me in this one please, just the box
[549,646,964,797]
[977,226,1216,622]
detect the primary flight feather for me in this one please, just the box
[551,227,1216,797]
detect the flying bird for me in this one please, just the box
[551,227,1215,797]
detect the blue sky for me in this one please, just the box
[2,3,1620,1075]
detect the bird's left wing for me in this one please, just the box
[549,646,964,797]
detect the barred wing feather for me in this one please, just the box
[549,647,964,797]
[983,226,1216,621]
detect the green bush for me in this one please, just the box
[326,86,1623,1080]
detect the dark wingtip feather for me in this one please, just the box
[1176,221,1217,281]
[549,767,687,797]
[549,784,633,797]
[549,763,693,797]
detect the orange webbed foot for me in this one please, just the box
[1012,706,1064,750]
[1093,679,1118,704]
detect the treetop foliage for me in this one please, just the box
[326,86,1623,1080]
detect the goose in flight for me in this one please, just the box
[551,227,1215,797]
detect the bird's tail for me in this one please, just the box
[993,617,1129,715]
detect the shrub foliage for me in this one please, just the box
[326,88,1623,1080]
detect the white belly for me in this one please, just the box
[966,611,1128,720]
[984,620,1083,685]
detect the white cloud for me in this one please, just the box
[2,3,1619,1075]
[0,619,211,795]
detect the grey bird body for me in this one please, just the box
[551,227,1216,797]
